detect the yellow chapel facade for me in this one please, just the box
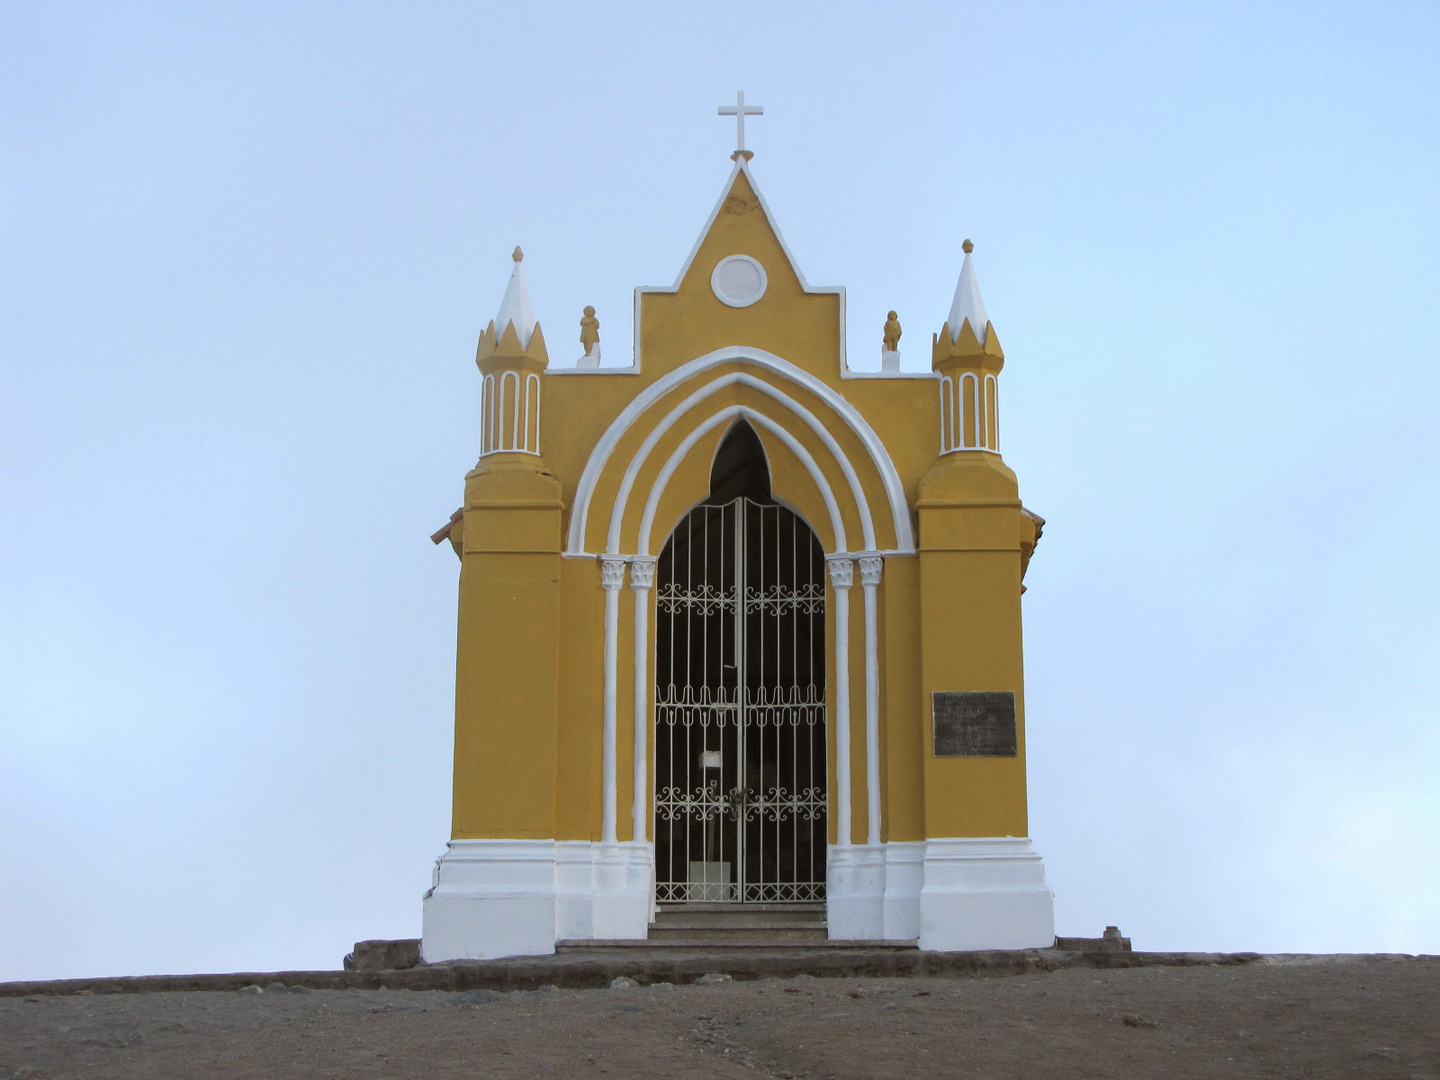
[421,113,1054,960]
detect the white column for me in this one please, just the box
[600,556,626,848]
[858,556,883,846]
[826,556,854,848]
[629,557,656,843]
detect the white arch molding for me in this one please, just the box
[637,403,848,555]
[566,348,915,557]
[607,372,876,556]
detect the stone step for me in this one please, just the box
[656,903,826,912]
[651,910,827,930]
[647,926,828,945]
[1056,928,1132,953]
[650,904,823,933]
[555,938,919,952]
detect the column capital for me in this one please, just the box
[600,556,627,590]
[826,555,854,589]
[858,556,884,587]
[629,557,657,590]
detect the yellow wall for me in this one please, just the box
[451,457,563,839]
[881,557,924,842]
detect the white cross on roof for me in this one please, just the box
[718,91,763,156]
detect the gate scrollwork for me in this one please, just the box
[653,496,828,905]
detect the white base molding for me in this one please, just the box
[916,837,1054,951]
[422,836,1052,959]
[881,841,925,941]
[826,844,886,939]
[421,839,652,962]
[826,838,1052,949]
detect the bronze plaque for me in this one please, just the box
[932,691,1017,757]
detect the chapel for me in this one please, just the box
[421,97,1054,960]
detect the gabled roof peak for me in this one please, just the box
[947,241,990,344]
[662,158,814,293]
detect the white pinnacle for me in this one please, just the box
[947,242,990,344]
[494,245,536,348]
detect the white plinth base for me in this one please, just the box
[917,838,1054,951]
[422,839,652,962]
[424,836,1051,958]
[880,349,901,373]
[826,838,1052,950]
[577,345,601,368]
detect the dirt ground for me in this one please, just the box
[2,957,1437,1080]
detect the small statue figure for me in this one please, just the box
[580,305,600,357]
[883,310,902,353]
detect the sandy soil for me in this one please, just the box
[2,957,1437,1079]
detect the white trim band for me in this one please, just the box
[826,556,854,848]
[858,556,883,846]
[599,557,626,848]
[629,557,656,845]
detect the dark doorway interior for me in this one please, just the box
[653,422,828,903]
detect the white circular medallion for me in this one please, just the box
[710,255,768,308]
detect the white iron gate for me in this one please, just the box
[653,497,827,903]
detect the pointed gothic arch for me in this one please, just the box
[593,378,885,893]
[637,401,850,556]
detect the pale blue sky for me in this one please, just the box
[3,2,1438,981]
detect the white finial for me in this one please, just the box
[494,246,536,348]
[718,91,763,156]
[947,239,990,344]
